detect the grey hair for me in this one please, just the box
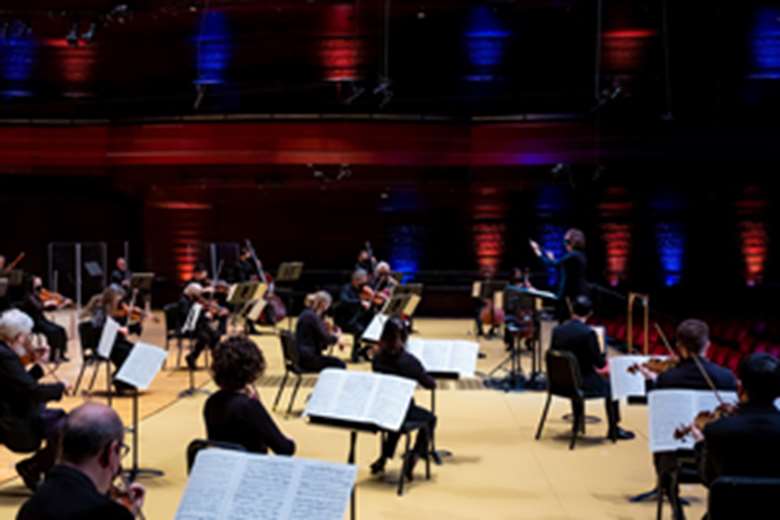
[184,283,204,298]
[311,290,332,310]
[374,261,390,274]
[0,309,34,342]
[352,269,368,283]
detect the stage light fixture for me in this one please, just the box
[81,22,97,44]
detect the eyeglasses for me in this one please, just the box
[117,442,130,459]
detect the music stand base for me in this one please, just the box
[431,449,453,466]
[178,387,211,398]
[125,468,165,482]
[561,413,601,424]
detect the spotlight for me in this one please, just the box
[551,163,568,176]
[374,78,393,109]
[193,84,206,110]
[344,82,366,105]
[337,164,352,181]
[81,22,97,44]
[417,7,426,20]
[66,22,79,47]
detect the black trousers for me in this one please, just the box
[190,322,221,360]
[575,373,621,432]
[21,408,66,475]
[381,404,437,460]
[34,319,67,360]
[299,350,346,372]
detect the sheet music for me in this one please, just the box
[176,449,356,520]
[96,317,120,359]
[608,355,661,401]
[591,325,606,352]
[304,369,415,431]
[182,303,203,333]
[471,282,481,298]
[246,299,267,321]
[407,339,479,378]
[115,342,167,390]
[522,287,558,301]
[648,389,738,453]
[361,313,388,342]
[404,294,421,316]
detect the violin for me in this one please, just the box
[627,357,679,375]
[110,473,145,519]
[39,288,73,309]
[673,402,738,440]
[360,285,389,307]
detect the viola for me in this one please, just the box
[39,288,73,308]
[673,402,738,440]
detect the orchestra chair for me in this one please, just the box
[535,350,611,450]
[73,321,103,395]
[163,302,189,369]
[377,421,432,496]
[707,476,780,520]
[655,453,700,520]
[185,439,247,474]
[273,330,318,417]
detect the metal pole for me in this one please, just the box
[75,244,83,308]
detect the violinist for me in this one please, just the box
[19,276,70,362]
[295,291,346,371]
[696,352,780,486]
[179,283,223,371]
[204,337,295,455]
[550,295,634,440]
[642,319,737,520]
[0,309,67,491]
[371,261,397,294]
[110,257,132,289]
[18,402,145,520]
[335,269,374,362]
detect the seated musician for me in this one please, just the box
[503,268,533,352]
[550,295,634,440]
[109,257,131,289]
[356,247,376,274]
[295,291,346,371]
[640,319,737,520]
[204,337,295,455]
[370,316,436,480]
[371,261,396,293]
[79,286,136,391]
[692,352,780,488]
[18,402,144,520]
[0,310,67,491]
[178,283,223,370]
[232,247,256,283]
[188,263,210,287]
[19,276,70,362]
[335,269,374,362]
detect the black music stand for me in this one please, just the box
[428,372,459,465]
[275,262,303,331]
[124,388,165,482]
[307,416,378,520]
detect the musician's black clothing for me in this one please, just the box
[0,341,66,484]
[698,402,780,485]
[541,249,588,319]
[655,357,738,392]
[110,268,131,287]
[204,390,295,455]
[335,283,373,362]
[19,292,68,361]
[372,350,436,459]
[83,310,134,390]
[294,308,345,371]
[551,320,621,432]
[17,465,134,520]
[178,296,220,368]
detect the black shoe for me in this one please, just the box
[403,453,419,482]
[16,460,41,492]
[370,458,386,475]
[609,427,635,441]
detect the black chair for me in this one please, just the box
[272,330,318,417]
[655,453,701,520]
[378,420,432,497]
[163,302,188,369]
[185,439,247,474]
[708,476,780,520]
[535,349,614,449]
[73,321,103,395]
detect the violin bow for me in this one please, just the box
[655,322,724,405]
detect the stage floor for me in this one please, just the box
[0,315,708,519]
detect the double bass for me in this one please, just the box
[244,239,287,325]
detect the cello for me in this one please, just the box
[243,239,286,325]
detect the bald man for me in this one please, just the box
[18,403,144,520]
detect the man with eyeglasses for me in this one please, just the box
[17,402,145,520]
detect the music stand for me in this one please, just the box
[275,262,303,330]
[427,373,459,465]
[84,262,103,278]
[6,269,23,287]
[130,273,154,292]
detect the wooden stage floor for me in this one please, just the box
[0,314,708,519]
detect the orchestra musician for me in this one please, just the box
[335,269,374,362]
[17,402,145,520]
[19,276,70,363]
[370,316,436,480]
[0,309,67,491]
[503,268,533,351]
[178,283,224,371]
[356,246,377,275]
[110,257,132,289]
[188,263,211,287]
[231,247,256,283]
[0,254,6,273]
[204,336,295,455]
[530,228,589,320]
[371,261,397,293]
[295,291,346,371]
[694,352,780,486]
[79,286,136,392]
[550,295,635,440]
[639,319,737,520]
